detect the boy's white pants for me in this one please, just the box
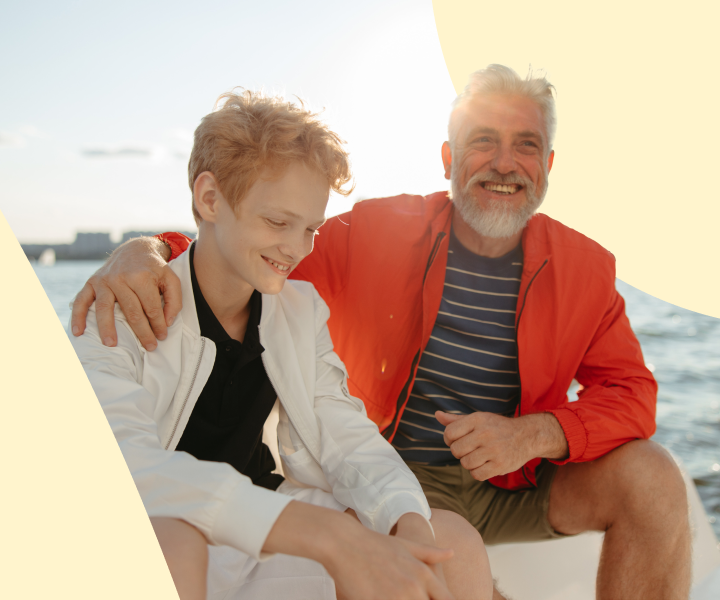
[206,484,342,599]
[207,547,336,600]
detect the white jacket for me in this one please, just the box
[70,248,431,560]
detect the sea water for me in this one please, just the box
[32,260,720,538]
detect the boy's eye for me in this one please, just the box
[266,219,285,227]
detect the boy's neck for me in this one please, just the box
[192,233,255,342]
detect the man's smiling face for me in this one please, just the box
[444,93,554,239]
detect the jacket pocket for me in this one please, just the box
[279,447,332,493]
[320,352,354,402]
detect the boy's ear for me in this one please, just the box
[193,172,222,223]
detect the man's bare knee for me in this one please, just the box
[550,440,688,535]
[151,517,208,600]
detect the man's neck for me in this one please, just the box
[451,209,523,258]
[193,233,254,342]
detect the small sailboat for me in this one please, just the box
[38,248,56,267]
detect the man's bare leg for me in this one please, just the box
[548,440,691,599]
[151,517,208,600]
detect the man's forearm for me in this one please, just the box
[520,413,569,461]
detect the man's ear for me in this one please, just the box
[441,141,453,180]
[193,172,222,223]
[547,150,555,173]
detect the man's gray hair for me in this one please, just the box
[450,64,557,150]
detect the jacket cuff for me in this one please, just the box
[547,407,588,465]
[210,482,293,561]
[375,493,433,537]
[156,232,193,261]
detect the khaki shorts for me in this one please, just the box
[408,460,572,545]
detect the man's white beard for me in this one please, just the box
[451,169,548,239]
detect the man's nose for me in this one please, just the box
[491,144,517,174]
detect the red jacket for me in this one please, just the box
[164,192,657,490]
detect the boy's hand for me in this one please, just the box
[394,512,448,590]
[327,523,454,600]
[70,236,181,351]
[266,503,454,600]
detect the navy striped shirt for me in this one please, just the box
[393,229,523,465]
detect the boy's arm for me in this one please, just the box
[73,304,454,600]
[70,304,292,560]
[309,287,434,537]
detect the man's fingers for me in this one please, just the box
[159,268,183,328]
[470,461,499,482]
[457,446,490,471]
[135,279,168,342]
[70,282,97,336]
[113,285,158,351]
[442,413,478,446]
[434,411,462,427]
[449,431,486,460]
[94,285,120,347]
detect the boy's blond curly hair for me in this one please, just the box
[189,89,353,224]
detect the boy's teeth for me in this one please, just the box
[269,259,289,271]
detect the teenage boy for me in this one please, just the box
[69,90,492,600]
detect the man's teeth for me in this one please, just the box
[268,259,289,271]
[483,182,520,194]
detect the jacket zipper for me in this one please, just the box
[165,337,206,450]
[515,259,548,486]
[384,231,446,441]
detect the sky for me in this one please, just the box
[0,0,455,243]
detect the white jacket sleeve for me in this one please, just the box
[69,306,292,560]
[310,289,433,535]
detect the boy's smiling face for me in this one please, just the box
[194,161,329,295]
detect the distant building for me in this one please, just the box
[22,230,197,261]
[68,232,114,259]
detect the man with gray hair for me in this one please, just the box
[72,64,691,599]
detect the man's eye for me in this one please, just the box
[307,228,319,236]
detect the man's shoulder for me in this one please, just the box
[347,191,451,226]
[529,213,616,264]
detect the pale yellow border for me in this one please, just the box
[0,209,177,599]
[433,0,720,318]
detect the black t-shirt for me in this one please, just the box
[175,243,283,490]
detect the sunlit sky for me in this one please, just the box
[1,0,455,243]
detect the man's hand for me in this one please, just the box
[435,411,568,481]
[70,236,181,351]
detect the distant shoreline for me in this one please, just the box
[21,230,196,261]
